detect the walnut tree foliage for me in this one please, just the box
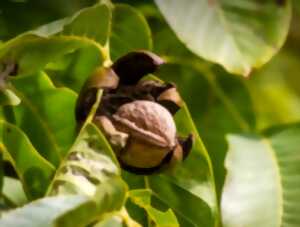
[0,0,299,227]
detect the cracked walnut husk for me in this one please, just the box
[76,51,193,174]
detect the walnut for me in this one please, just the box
[113,100,176,148]
[112,100,176,168]
[76,51,193,174]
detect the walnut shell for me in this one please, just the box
[112,100,177,168]
[112,100,176,148]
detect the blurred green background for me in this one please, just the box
[1,0,300,200]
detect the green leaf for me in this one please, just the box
[47,123,120,196]
[110,4,152,60]
[0,195,91,227]
[221,124,300,227]
[129,189,179,227]
[47,3,152,92]
[55,178,127,227]
[45,3,111,91]
[0,121,55,199]
[0,35,105,77]
[153,26,198,61]
[46,88,120,196]
[47,45,103,92]
[0,177,126,227]
[0,88,20,106]
[11,71,77,165]
[44,89,129,226]
[2,177,27,206]
[155,0,291,76]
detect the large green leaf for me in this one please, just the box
[47,122,120,196]
[0,88,127,225]
[0,34,105,77]
[43,3,110,91]
[53,0,152,58]
[0,195,89,227]
[0,177,126,227]
[46,89,133,226]
[46,89,119,196]
[47,44,103,92]
[55,177,127,227]
[0,121,55,199]
[10,72,77,165]
[47,2,152,92]
[60,1,152,60]
[221,124,300,227]
[154,0,291,76]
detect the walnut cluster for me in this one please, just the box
[76,51,193,174]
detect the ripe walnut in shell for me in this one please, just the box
[76,51,193,174]
[113,100,177,168]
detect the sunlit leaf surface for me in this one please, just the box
[222,124,300,227]
[155,0,291,76]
